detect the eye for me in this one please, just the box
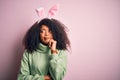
[49,30,52,33]
[40,29,45,33]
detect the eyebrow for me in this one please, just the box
[41,28,46,30]
[41,27,50,30]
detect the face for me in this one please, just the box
[40,25,53,44]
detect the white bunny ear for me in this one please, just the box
[36,7,46,19]
[48,4,59,18]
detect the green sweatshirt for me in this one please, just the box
[17,43,67,80]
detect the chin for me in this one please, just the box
[41,39,49,45]
[42,41,49,44]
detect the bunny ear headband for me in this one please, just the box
[36,4,59,23]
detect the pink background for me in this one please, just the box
[0,0,120,80]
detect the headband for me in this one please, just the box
[36,4,59,22]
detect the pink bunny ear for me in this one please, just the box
[48,4,59,18]
[36,7,45,19]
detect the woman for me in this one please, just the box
[17,18,70,80]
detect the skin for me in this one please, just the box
[40,25,57,80]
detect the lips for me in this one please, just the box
[44,37,50,40]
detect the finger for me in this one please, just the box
[46,75,51,80]
[44,76,51,80]
[48,40,51,47]
[48,39,53,47]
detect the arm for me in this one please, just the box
[49,50,67,80]
[17,50,45,80]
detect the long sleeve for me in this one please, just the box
[17,50,44,80]
[49,50,67,80]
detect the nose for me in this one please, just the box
[45,31,49,36]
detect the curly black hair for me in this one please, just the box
[23,18,70,53]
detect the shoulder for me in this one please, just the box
[22,49,32,58]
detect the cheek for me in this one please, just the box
[40,32,45,37]
[50,34,53,39]
[40,34,44,40]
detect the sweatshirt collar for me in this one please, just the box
[37,43,50,53]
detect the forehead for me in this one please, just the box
[40,25,49,30]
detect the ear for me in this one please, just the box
[36,7,46,19]
[48,4,59,18]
